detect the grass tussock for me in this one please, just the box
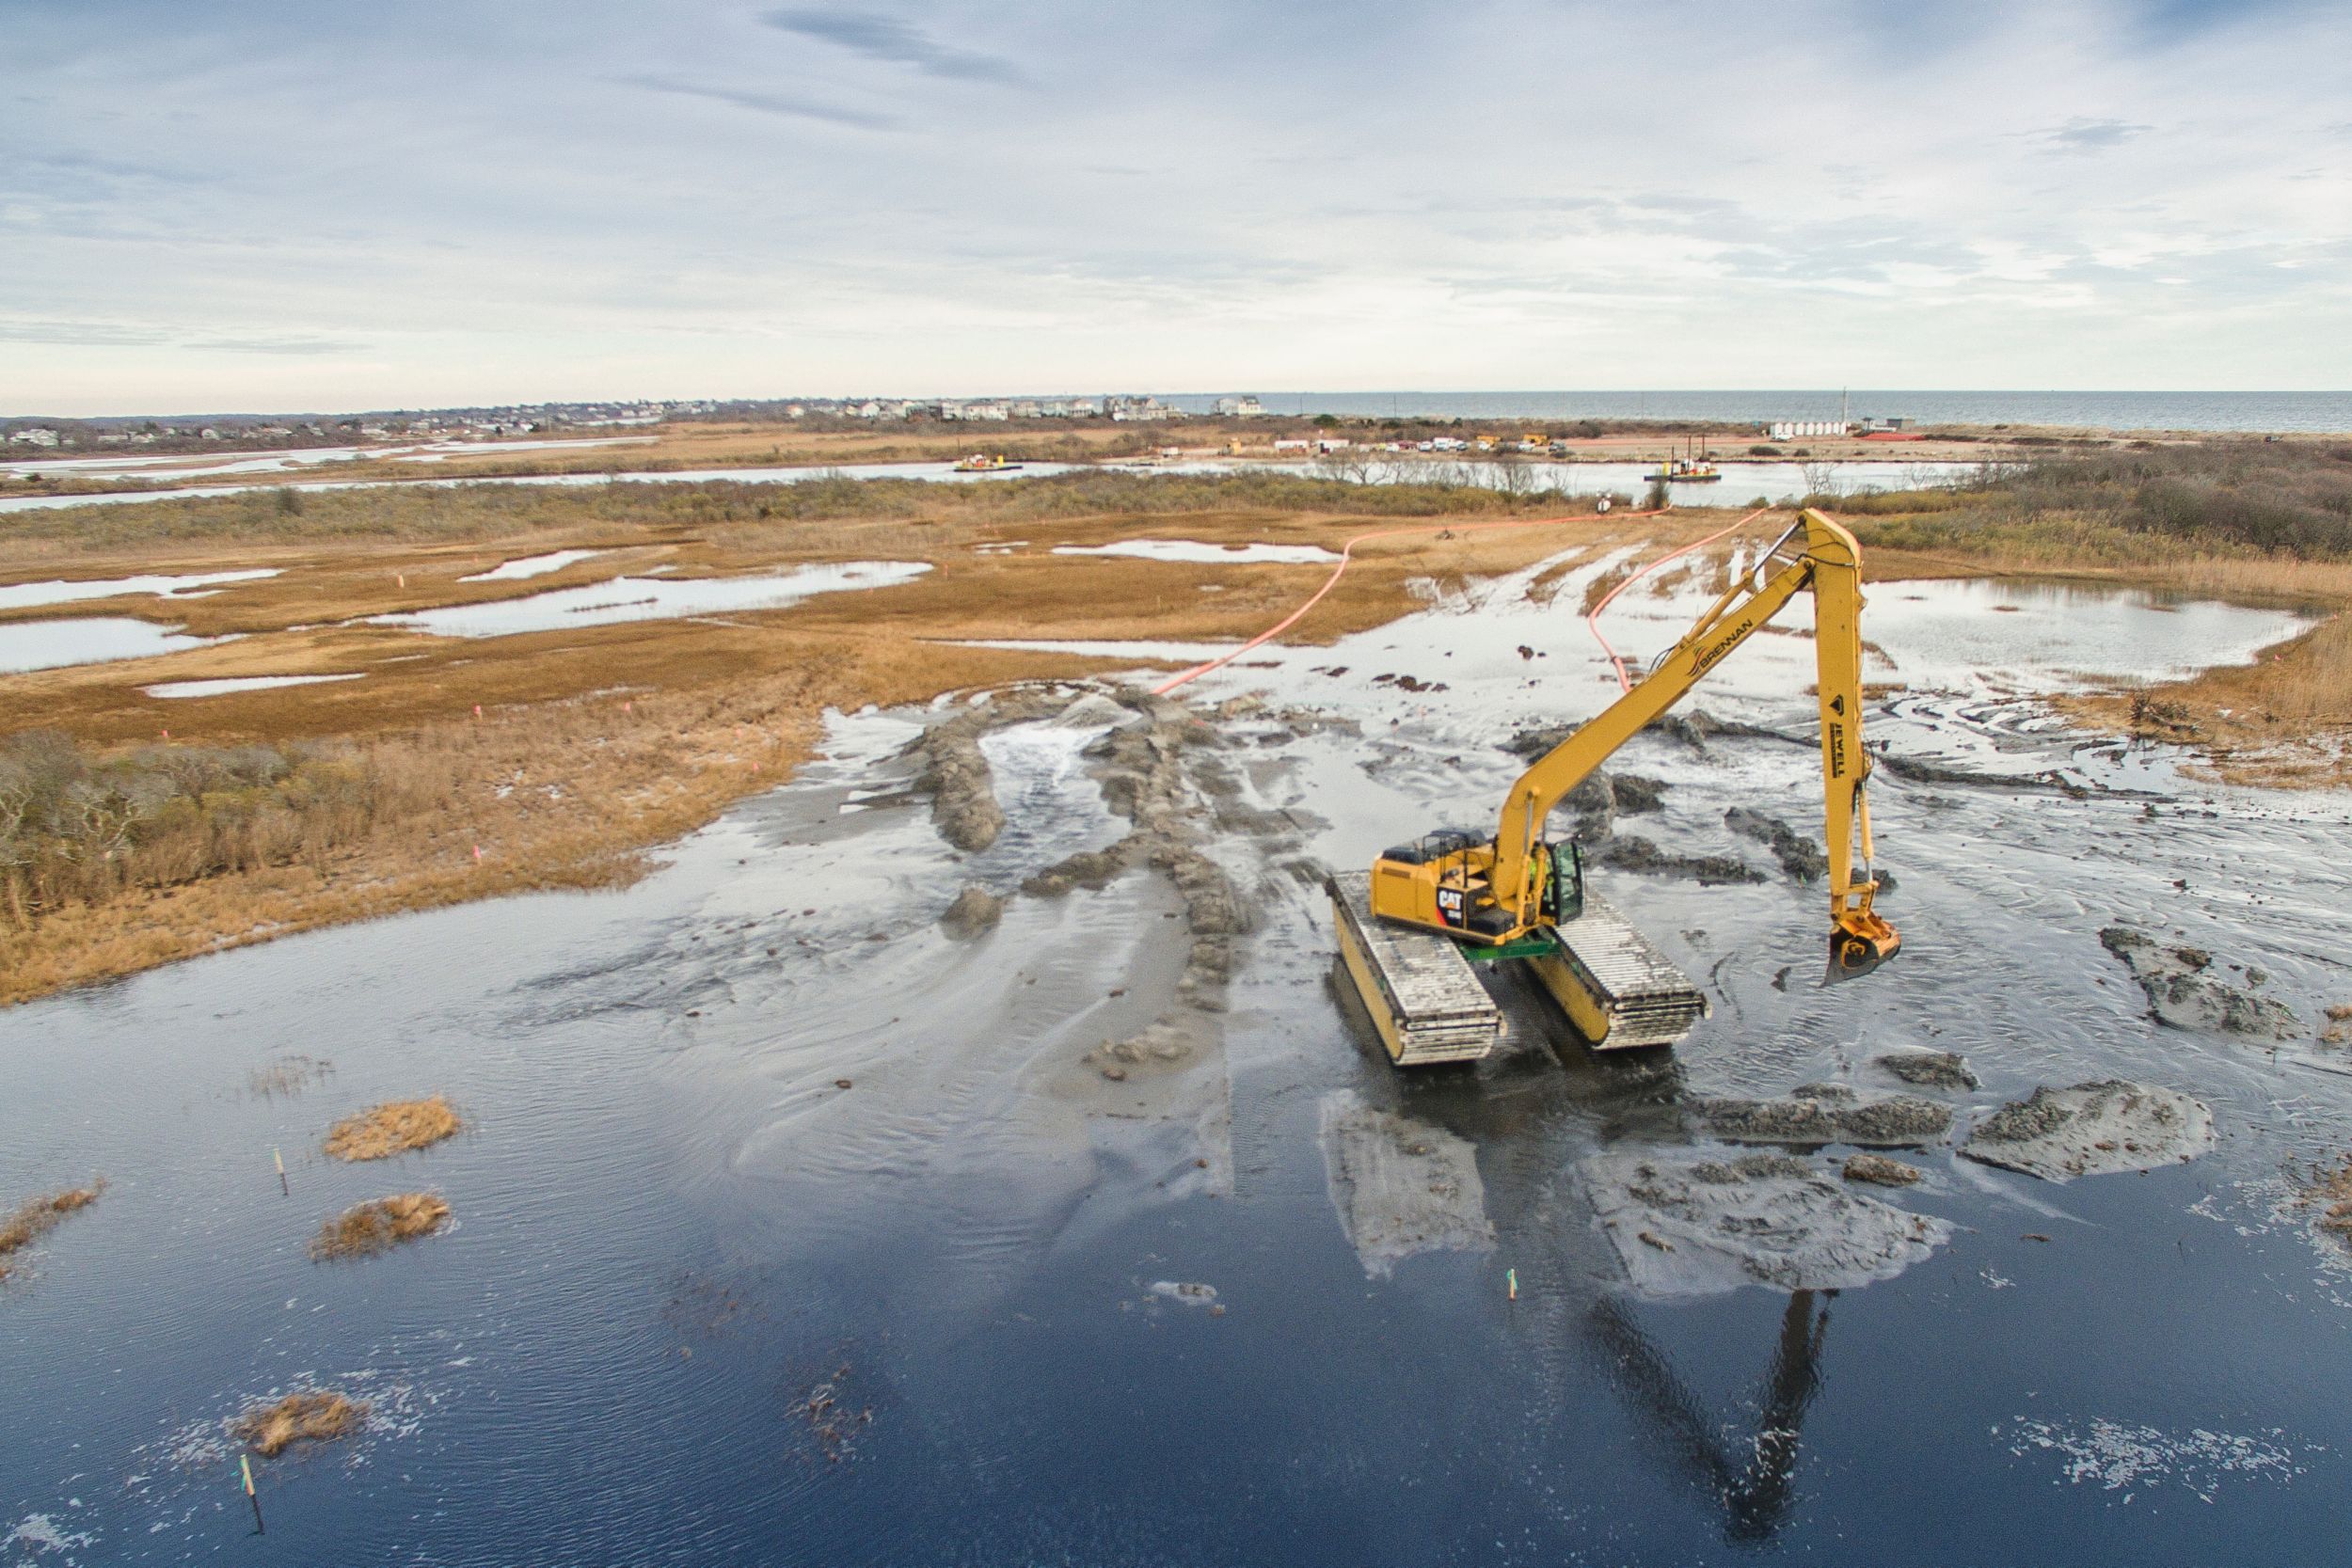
[234,1390,370,1456]
[310,1193,450,1259]
[324,1096,461,1161]
[0,1180,104,1279]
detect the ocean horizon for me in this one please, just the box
[1157,388,2352,434]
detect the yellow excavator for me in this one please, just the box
[1329,508,1899,1065]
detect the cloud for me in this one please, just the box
[760,9,1026,86]
[2030,116,2154,153]
[616,72,898,131]
[0,319,173,347]
[183,336,366,356]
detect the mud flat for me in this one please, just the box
[1961,1081,2215,1182]
[1583,1148,1951,1296]
[2101,927,2300,1038]
[1688,1086,1952,1148]
[1875,1050,1979,1090]
[1318,1091,1494,1277]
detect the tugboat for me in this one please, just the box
[1644,436,1722,483]
[952,453,1023,473]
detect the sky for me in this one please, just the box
[5,0,2350,414]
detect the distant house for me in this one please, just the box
[1768,420,1848,441]
[1213,396,1264,417]
[7,427,60,448]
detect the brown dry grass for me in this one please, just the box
[310,1193,451,1259]
[234,1390,370,1456]
[324,1097,461,1161]
[0,1180,104,1280]
[0,483,1695,1005]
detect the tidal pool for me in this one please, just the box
[1050,540,1343,564]
[368,562,933,638]
[0,617,216,674]
[460,549,612,582]
[5,555,2351,1565]
[0,569,278,612]
[143,673,365,699]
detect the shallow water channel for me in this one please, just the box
[5,555,2352,1564]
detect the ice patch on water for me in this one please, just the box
[2003,1418,2320,1502]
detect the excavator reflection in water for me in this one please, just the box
[1585,1290,1834,1544]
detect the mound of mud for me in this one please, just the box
[1961,1080,2215,1182]
[1318,1092,1494,1278]
[1876,1050,1979,1090]
[311,1194,450,1260]
[906,712,1008,852]
[1842,1153,1922,1186]
[1051,692,1140,730]
[1021,848,1124,897]
[1612,774,1668,815]
[324,1096,459,1161]
[1584,1148,1950,1296]
[1724,807,1827,882]
[235,1390,369,1456]
[2100,927,2299,1038]
[938,884,1004,939]
[1873,752,2070,791]
[1592,835,1763,885]
[1690,1086,1951,1148]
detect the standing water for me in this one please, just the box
[4,556,2350,1565]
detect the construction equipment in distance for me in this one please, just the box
[1330,508,1900,1065]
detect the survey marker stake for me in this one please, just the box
[240,1453,264,1535]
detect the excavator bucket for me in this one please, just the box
[1823,924,1900,985]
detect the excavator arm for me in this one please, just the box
[1372,509,1898,976]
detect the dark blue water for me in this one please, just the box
[1163,390,2352,435]
[8,571,2352,1564]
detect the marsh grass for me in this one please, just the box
[234,1390,370,1456]
[310,1193,450,1259]
[324,1096,461,1161]
[0,1180,103,1280]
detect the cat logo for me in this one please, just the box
[1436,887,1465,927]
